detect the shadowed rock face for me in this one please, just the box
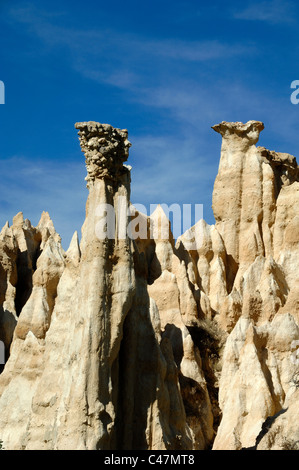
[0,120,298,450]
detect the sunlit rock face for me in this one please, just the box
[0,120,298,451]
[210,121,299,450]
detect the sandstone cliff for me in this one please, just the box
[0,120,298,450]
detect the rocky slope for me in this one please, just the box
[0,120,298,450]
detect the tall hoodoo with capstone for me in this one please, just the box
[0,119,298,450]
[211,121,299,450]
[0,121,193,450]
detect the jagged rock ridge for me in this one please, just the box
[0,120,298,450]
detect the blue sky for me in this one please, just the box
[0,0,299,248]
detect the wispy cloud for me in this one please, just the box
[129,132,219,227]
[129,38,254,62]
[233,0,296,24]
[7,3,257,92]
[0,156,87,248]
[3,1,298,239]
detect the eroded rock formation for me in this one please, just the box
[0,120,298,450]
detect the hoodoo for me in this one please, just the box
[0,121,298,450]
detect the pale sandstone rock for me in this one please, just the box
[213,313,299,450]
[212,120,265,268]
[209,120,299,449]
[256,387,299,450]
[0,211,63,357]
[0,122,193,450]
[0,222,18,353]
[0,119,298,451]
[177,219,227,316]
[147,207,217,449]
[0,213,65,449]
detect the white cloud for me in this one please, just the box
[233,0,296,24]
